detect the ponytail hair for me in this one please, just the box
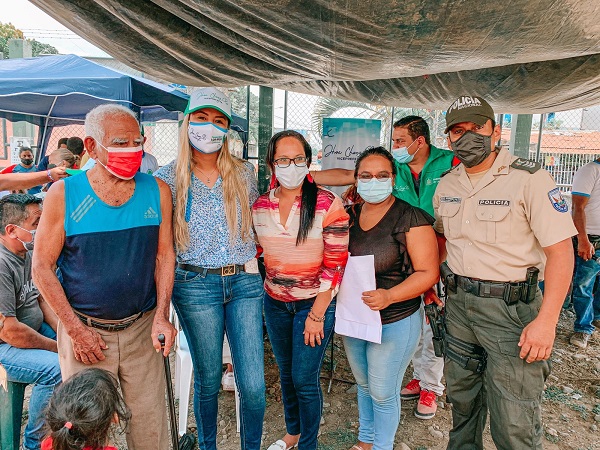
[50,149,77,169]
[45,369,130,450]
[266,130,317,245]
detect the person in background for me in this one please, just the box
[140,150,159,175]
[66,137,85,169]
[42,149,77,191]
[42,368,131,450]
[342,147,438,450]
[13,146,41,195]
[253,130,349,450]
[0,194,62,450]
[569,158,600,348]
[154,87,265,450]
[38,138,68,172]
[140,125,160,174]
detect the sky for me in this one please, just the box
[1,0,109,57]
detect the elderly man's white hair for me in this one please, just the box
[85,104,138,143]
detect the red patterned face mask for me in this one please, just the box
[96,143,143,180]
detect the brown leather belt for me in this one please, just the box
[178,263,245,276]
[74,310,144,332]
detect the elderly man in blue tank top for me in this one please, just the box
[32,104,177,450]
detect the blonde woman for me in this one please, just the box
[154,88,265,450]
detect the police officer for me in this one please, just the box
[433,96,577,449]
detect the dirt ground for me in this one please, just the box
[22,309,600,449]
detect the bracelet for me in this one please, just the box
[47,169,56,182]
[308,309,325,322]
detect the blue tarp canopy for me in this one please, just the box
[0,54,250,158]
[0,54,189,127]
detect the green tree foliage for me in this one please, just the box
[0,21,59,58]
[230,87,259,146]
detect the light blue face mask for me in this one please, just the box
[392,139,419,164]
[357,178,393,204]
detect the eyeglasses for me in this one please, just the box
[357,172,392,182]
[273,156,308,168]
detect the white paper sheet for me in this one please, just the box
[335,254,382,344]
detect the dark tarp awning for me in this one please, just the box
[29,0,600,113]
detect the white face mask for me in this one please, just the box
[275,164,309,189]
[188,122,227,153]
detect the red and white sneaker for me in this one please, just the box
[414,389,438,420]
[400,378,421,401]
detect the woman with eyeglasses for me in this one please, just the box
[252,130,349,450]
[343,147,439,450]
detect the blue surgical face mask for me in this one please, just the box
[392,139,419,164]
[357,178,393,204]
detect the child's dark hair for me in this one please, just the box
[266,130,317,245]
[343,146,397,207]
[45,368,131,450]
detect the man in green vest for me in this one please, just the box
[312,116,455,419]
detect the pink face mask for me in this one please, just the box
[96,142,143,180]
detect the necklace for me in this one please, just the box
[196,167,218,183]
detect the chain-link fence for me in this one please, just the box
[3,90,600,193]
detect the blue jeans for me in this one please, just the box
[0,322,61,450]
[342,311,422,450]
[263,293,335,450]
[572,254,600,334]
[172,269,266,450]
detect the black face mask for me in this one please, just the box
[21,158,34,166]
[449,131,493,168]
[47,163,57,169]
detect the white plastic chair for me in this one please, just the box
[172,311,241,435]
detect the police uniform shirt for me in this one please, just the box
[433,147,577,282]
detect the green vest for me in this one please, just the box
[392,145,455,216]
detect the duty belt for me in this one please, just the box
[178,263,245,277]
[74,310,144,332]
[454,275,526,306]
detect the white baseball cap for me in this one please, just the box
[184,87,232,122]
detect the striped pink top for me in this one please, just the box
[252,187,349,302]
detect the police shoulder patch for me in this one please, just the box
[548,187,568,213]
[510,158,541,174]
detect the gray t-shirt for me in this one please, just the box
[0,244,42,343]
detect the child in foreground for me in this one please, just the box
[42,368,131,450]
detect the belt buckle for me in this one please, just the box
[221,264,236,276]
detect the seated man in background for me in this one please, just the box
[0,193,61,450]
